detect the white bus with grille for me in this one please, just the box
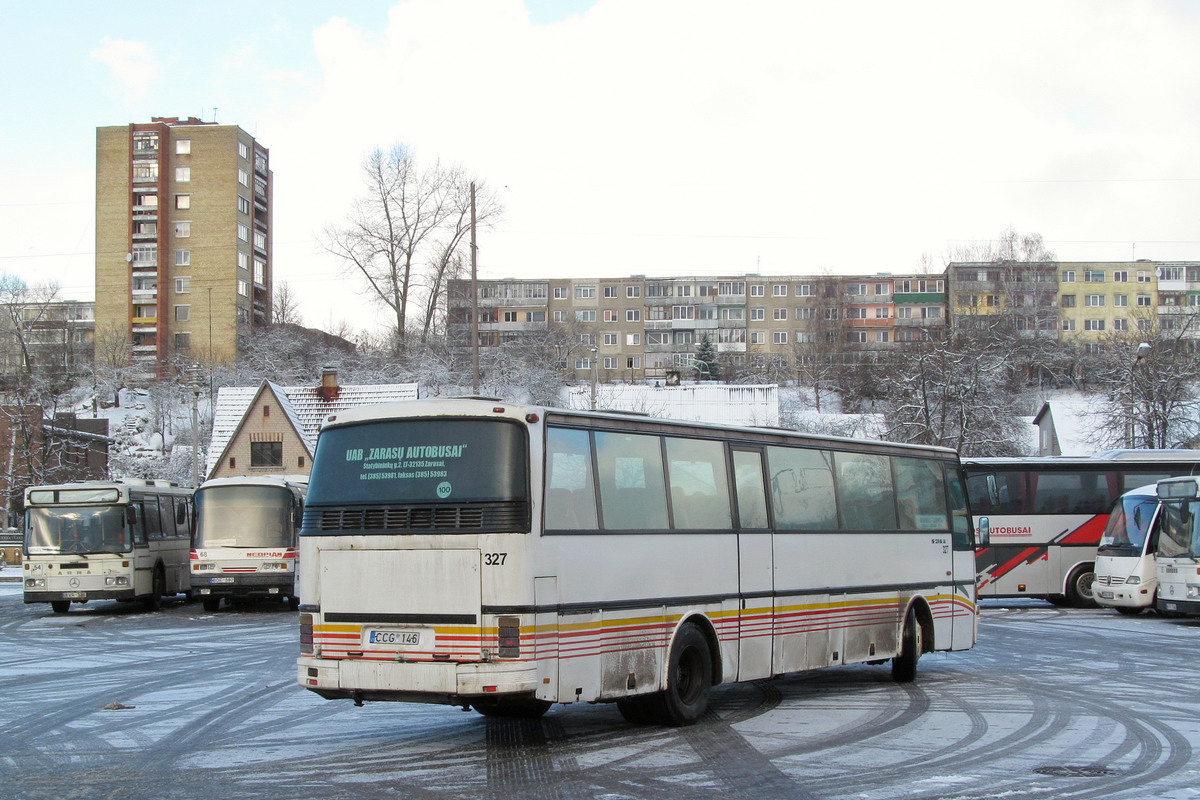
[23,480,193,613]
[297,398,982,725]
[1155,476,1200,616]
[191,475,307,612]
[1094,484,1162,614]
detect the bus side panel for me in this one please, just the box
[533,577,559,702]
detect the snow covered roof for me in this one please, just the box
[205,380,419,476]
[562,383,780,427]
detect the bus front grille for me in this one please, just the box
[306,502,529,534]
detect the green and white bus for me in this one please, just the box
[23,479,193,613]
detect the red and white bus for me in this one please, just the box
[191,475,307,612]
[297,398,981,725]
[23,479,194,613]
[964,451,1200,607]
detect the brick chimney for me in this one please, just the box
[318,368,340,401]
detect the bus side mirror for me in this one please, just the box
[977,516,989,547]
[126,507,138,527]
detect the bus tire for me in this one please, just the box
[50,600,70,614]
[470,696,552,719]
[1115,606,1143,616]
[651,623,713,727]
[892,606,922,683]
[287,595,299,611]
[143,566,165,612]
[616,695,658,725]
[202,597,220,613]
[1065,565,1098,608]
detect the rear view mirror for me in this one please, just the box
[977,516,990,547]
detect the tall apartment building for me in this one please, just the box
[95,117,272,381]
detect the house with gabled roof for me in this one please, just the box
[204,369,419,481]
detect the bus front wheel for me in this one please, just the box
[1065,565,1098,608]
[143,566,165,612]
[202,597,220,613]
[50,600,70,614]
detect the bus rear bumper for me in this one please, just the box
[1095,588,1155,610]
[193,574,294,598]
[1158,597,1200,616]
[297,656,539,704]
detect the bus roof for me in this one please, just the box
[317,397,961,459]
[198,475,309,491]
[964,449,1200,466]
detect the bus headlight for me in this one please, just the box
[1186,585,1200,600]
[1126,576,1141,585]
[105,576,129,586]
[25,578,45,588]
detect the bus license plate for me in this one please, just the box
[1098,591,1114,599]
[210,577,235,584]
[62,591,83,599]
[369,629,421,646]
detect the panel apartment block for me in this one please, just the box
[95,117,272,381]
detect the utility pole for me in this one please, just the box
[470,182,479,394]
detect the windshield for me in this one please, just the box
[1098,495,1158,553]
[24,506,132,555]
[195,485,295,548]
[1158,499,1200,559]
[307,418,527,506]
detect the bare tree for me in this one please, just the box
[272,280,302,327]
[323,146,501,349]
[0,274,62,384]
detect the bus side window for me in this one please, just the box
[945,466,973,550]
[732,450,769,529]
[545,427,599,531]
[128,503,147,546]
[594,432,668,530]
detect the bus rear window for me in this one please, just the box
[307,419,527,506]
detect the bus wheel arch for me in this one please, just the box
[1064,563,1097,608]
[651,618,717,726]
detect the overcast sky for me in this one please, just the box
[3,0,1199,335]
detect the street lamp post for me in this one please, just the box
[590,346,599,410]
[1126,342,1151,448]
[189,363,202,487]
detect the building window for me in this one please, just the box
[1084,270,1105,282]
[847,331,867,343]
[1062,319,1076,331]
[875,307,889,319]
[750,331,765,344]
[578,333,594,345]
[238,224,249,242]
[627,286,641,298]
[1085,295,1105,307]
[773,308,788,320]
[250,441,283,467]
[603,357,617,369]
[239,141,249,159]
[1114,295,1128,307]
[875,331,889,343]
[603,286,618,298]
[175,305,190,322]
[603,333,617,346]
[1060,295,1076,308]
[751,285,764,297]
[254,230,266,250]
[553,287,568,299]
[575,286,596,299]
[238,280,249,297]
[626,356,641,369]
[238,168,249,187]
[1137,295,1152,307]
[254,259,266,285]
[773,332,787,344]
[298,457,305,469]
[174,221,190,238]
[773,284,788,297]
[175,194,190,210]
[263,405,271,419]
[1137,271,1152,283]
[603,310,618,322]
[175,277,190,293]
[175,166,191,182]
[576,310,596,322]
[1113,318,1128,331]
[552,310,566,322]
[574,358,592,369]
[1113,270,1129,283]
[229,457,236,469]
[626,333,641,346]
[238,251,250,270]
[1084,319,1106,331]
[750,308,765,321]
[238,196,250,215]
[174,332,190,350]
[175,250,190,266]
[1061,271,1076,283]
[796,284,812,296]
[626,309,641,322]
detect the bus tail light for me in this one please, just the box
[283,548,298,559]
[300,613,314,655]
[498,616,520,658]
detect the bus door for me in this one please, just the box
[731,448,773,681]
[946,466,978,650]
[129,495,152,595]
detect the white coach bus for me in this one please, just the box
[191,475,307,612]
[1094,484,1162,614]
[964,451,1200,607]
[297,398,982,726]
[1155,476,1200,617]
[23,479,194,613]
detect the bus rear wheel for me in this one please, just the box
[650,623,713,726]
[891,606,923,683]
[202,597,221,613]
[50,600,70,614]
[470,696,552,719]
